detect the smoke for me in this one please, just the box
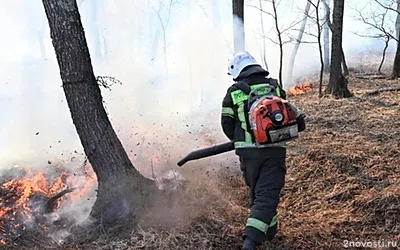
[0,0,398,243]
[0,0,396,167]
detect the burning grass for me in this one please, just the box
[287,82,313,96]
[0,161,97,248]
[1,75,400,249]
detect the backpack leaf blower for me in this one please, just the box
[177,86,306,167]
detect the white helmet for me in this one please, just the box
[227,51,260,79]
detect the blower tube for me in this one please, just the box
[177,141,234,166]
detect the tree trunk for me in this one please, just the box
[272,0,284,87]
[323,0,330,72]
[391,1,400,79]
[378,37,390,74]
[341,47,349,76]
[232,0,245,52]
[326,0,352,98]
[390,34,400,79]
[287,1,311,85]
[313,0,324,98]
[42,0,158,226]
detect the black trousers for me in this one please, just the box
[240,156,286,244]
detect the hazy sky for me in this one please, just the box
[0,0,395,62]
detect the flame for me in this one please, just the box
[0,168,65,232]
[288,82,313,96]
[0,162,97,245]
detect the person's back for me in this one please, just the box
[222,73,288,158]
[221,51,305,250]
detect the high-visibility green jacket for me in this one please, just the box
[221,69,288,158]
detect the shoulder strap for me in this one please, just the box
[232,80,252,95]
[269,78,279,87]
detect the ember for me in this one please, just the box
[287,82,313,96]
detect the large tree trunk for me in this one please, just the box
[391,1,400,79]
[323,0,330,72]
[42,0,158,226]
[326,0,352,98]
[232,0,245,52]
[390,35,400,79]
[287,1,311,85]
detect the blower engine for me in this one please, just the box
[248,93,299,146]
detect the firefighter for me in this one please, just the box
[221,51,305,250]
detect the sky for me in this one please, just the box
[0,0,397,167]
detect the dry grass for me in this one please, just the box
[3,75,400,250]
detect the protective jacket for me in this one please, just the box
[221,66,291,158]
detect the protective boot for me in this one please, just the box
[242,236,258,250]
[266,223,278,241]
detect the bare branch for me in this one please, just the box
[374,0,400,15]
[350,0,396,74]
[351,3,397,41]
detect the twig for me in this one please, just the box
[45,188,76,213]
[96,76,123,90]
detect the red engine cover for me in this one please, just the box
[250,96,297,143]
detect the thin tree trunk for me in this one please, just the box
[42,0,158,225]
[378,37,390,74]
[313,0,324,98]
[232,0,245,52]
[323,0,330,72]
[326,0,352,98]
[272,0,283,87]
[288,1,311,85]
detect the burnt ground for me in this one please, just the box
[2,75,400,250]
